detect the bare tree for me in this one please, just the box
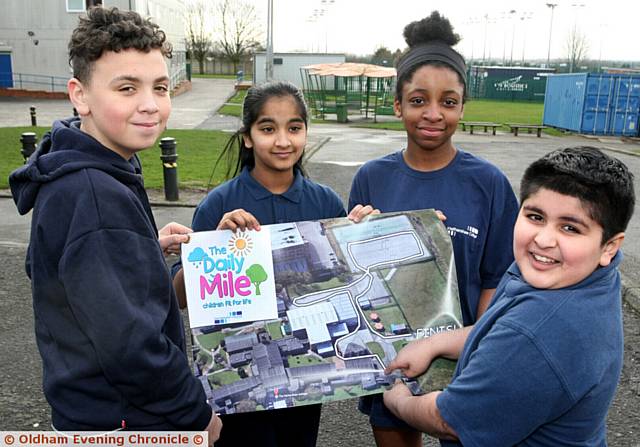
[214,0,263,73]
[566,25,589,73]
[185,1,213,74]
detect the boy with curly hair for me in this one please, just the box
[383,146,634,446]
[9,7,221,442]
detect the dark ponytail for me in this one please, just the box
[208,81,309,189]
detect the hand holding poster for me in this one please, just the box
[183,210,462,414]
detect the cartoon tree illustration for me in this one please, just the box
[246,264,268,295]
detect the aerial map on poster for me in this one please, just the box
[181,210,463,414]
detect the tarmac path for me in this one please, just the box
[1,78,638,445]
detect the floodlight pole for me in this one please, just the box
[546,3,558,68]
[265,0,274,81]
[482,14,488,64]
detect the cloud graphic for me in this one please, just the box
[188,247,207,262]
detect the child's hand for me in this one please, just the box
[217,209,261,232]
[383,379,413,418]
[206,413,223,446]
[435,209,447,222]
[348,204,381,223]
[384,338,435,378]
[158,222,192,256]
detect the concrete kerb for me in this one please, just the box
[622,276,640,316]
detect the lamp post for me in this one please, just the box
[321,0,335,53]
[509,9,517,66]
[265,0,274,81]
[482,14,489,64]
[546,3,558,68]
[520,12,533,65]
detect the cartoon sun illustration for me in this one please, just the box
[228,231,253,257]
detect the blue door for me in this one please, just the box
[608,76,640,136]
[0,53,13,88]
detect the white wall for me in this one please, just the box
[253,53,346,87]
[0,0,187,90]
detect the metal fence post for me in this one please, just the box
[159,137,179,201]
[20,132,37,162]
[29,106,37,126]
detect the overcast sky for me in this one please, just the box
[245,0,639,62]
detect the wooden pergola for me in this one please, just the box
[300,62,397,122]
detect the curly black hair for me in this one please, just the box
[68,6,172,82]
[403,11,460,47]
[521,146,635,243]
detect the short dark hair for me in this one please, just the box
[520,146,635,243]
[68,6,172,83]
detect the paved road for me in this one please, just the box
[0,77,237,129]
[1,78,639,445]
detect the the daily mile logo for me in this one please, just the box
[187,231,268,308]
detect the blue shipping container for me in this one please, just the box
[543,73,640,136]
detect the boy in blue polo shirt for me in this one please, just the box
[382,146,635,446]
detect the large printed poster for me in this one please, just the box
[182,210,463,414]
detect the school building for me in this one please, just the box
[0,0,188,92]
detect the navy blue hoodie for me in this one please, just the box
[9,118,211,430]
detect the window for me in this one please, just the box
[66,0,103,12]
[66,0,84,11]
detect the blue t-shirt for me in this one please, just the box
[437,253,624,447]
[192,166,346,230]
[349,149,518,325]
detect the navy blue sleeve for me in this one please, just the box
[327,186,347,218]
[59,229,211,429]
[479,173,519,289]
[348,166,369,213]
[436,324,569,446]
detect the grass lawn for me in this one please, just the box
[266,321,284,340]
[392,339,409,353]
[1,126,51,189]
[197,330,230,351]
[351,99,564,136]
[210,369,241,386]
[287,355,324,366]
[196,350,213,369]
[308,276,348,292]
[372,304,408,329]
[385,262,451,330]
[365,341,385,359]
[217,89,247,117]
[0,127,237,190]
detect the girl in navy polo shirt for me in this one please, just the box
[174,81,346,447]
[348,12,519,447]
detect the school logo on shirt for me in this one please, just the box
[447,225,479,240]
